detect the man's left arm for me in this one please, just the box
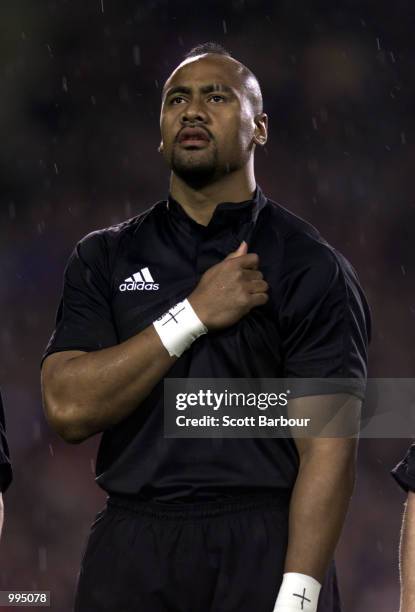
[275,239,370,610]
[273,393,360,611]
[285,394,360,582]
[287,435,356,581]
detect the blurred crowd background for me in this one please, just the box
[1,1,414,610]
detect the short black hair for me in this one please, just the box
[184,42,232,60]
[181,42,263,115]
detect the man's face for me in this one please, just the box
[160,55,259,186]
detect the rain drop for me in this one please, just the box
[33,421,41,441]
[38,547,47,572]
[319,107,328,123]
[376,540,383,553]
[133,45,141,66]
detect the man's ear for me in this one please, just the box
[254,134,267,145]
[254,113,268,146]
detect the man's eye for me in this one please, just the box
[209,95,225,103]
[170,96,185,105]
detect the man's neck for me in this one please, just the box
[169,167,256,226]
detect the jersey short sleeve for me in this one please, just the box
[42,231,118,364]
[391,444,415,492]
[0,393,12,493]
[278,235,371,399]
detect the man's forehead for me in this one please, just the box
[163,55,244,94]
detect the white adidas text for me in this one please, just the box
[119,267,159,291]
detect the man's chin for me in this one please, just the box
[171,151,218,187]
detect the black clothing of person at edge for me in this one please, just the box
[0,393,12,494]
[41,186,371,502]
[392,444,415,492]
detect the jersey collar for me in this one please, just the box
[166,186,268,231]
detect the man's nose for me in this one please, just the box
[181,100,207,123]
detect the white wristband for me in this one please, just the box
[153,299,208,357]
[273,573,321,612]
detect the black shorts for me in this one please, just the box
[74,492,341,612]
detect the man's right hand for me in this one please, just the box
[188,241,269,331]
[41,242,268,443]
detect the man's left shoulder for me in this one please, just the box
[262,197,323,242]
[263,198,357,280]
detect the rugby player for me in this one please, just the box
[41,42,371,611]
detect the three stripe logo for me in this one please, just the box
[119,267,159,292]
[126,267,154,284]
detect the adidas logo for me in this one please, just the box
[119,267,159,291]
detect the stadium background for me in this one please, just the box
[1,1,414,610]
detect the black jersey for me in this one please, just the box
[392,444,415,492]
[42,187,371,501]
[0,393,12,493]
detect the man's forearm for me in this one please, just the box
[400,491,415,612]
[284,439,356,582]
[42,324,176,442]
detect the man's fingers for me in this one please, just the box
[249,292,269,307]
[224,241,248,260]
[243,270,264,281]
[223,243,260,271]
[238,253,260,269]
[248,279,269,294]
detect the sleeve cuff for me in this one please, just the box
[284,377,366,401]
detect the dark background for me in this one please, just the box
[1,1,414,610]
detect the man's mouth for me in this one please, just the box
[177,127,210,146]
